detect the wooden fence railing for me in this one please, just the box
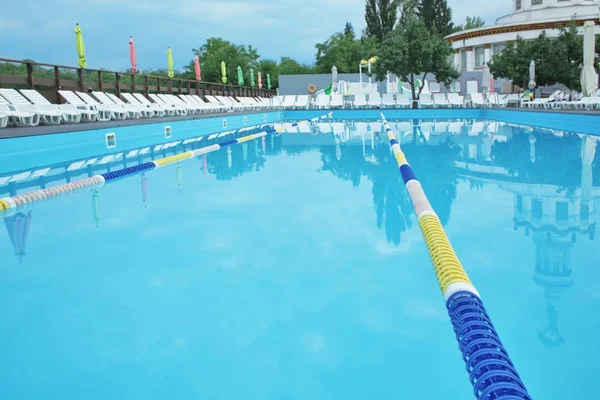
[0,58,276,105]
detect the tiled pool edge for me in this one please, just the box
[0,110,281,140]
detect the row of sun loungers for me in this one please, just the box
[0,88,275,128]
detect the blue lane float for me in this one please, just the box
[380,112,532,400]
[0,112,333,212]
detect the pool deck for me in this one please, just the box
[1,106,599,140]
[0,110,267,140]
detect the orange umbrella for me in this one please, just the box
[129,36,137,73]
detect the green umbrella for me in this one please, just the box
[167,47,174,78]
[267,73,271,90]
[250,68,255,87]
[221,61,227,83]
[237,66,244,86]
[75,23,86,68]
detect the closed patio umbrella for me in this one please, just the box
[250,68,255,87]
[167,47,174,78]
[267,73,271,90]
[129,36,137,73]
[481,63,490,91]
[237,66,244,86]
[581,21,598,96]
[332,65,338,87]
[194,55,201,81]
[75,23,86,68]
[258,71,262,89]
[528,60,536,90]
[221,61,227,83]
[141,173,147,207]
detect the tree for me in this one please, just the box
[315,29,379,73]
[277,57,315,75]
[258,59,278,89]
[185,37,259,84]
[398,0,417,25]
[489,24,597,90]
[373,16,459,106]
[343,22,355,39]
[364,0,400,41]
[417,0,454,37]
[453,16,485,33]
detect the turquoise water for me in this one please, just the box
[1,116,599,399]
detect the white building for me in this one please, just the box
[447,0,600,72]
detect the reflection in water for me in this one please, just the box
[92,188,100,228]
[2,119,599,348]
[3,210,32,263]
[141,173,148,207]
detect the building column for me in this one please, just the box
[454,49,461,71]
[484,44,492,65]
[466,47,474,71]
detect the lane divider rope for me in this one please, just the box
[381,113,532,400]
[0,112,332,211]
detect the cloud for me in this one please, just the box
[1,0,514,69]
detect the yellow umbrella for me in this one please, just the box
[75,23,86,68]
[167,47,174,78]
[221,61,227,83]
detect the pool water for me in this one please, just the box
[1,117,599,399]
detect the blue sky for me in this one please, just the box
[0,0,511,71]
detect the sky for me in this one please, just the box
[0,0,512,71]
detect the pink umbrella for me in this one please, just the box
[489,74,495,93]
[258,71,262,89]
[129,36,137,73]
[194,55,201,81]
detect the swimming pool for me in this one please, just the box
[1,111,599,399]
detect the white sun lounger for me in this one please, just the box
[160,94,198,114]
[0,96,39,127]
[433,93,449,108]
[487,93,506,108]
[0,88,63,125]
[0,112,7,128]
[315,95,330,109]
[122,92,164,117]
[149,94,187,115]
[77,91,127,120]
[190,95,224,112]
[204,95,233,112]
[106,92,151,118]
[91,91,138,119]
[58,90,104,121]
[281,96,296,109]
[330,94,343,108]
[295,95,309,109]
[419,94,434,108]
[134,93,175,116]
[179,95,210,113]
[368,92,382,108]
[213,96,244,111]
[469,93,486,108]
[396,94,411,108]
[447,93,464,108]
[353,94,367,108]
[381,94,395,108]
[20,89,82,123]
